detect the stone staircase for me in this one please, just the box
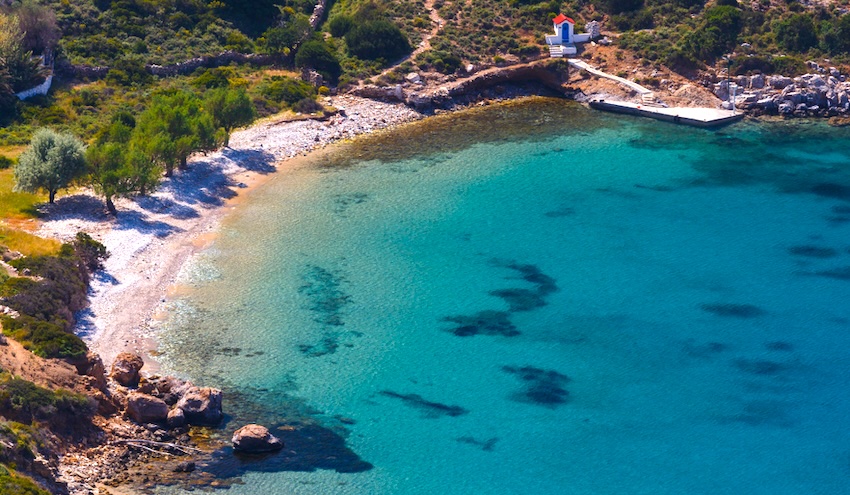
[548,45,564,58]
[641,92,658,105]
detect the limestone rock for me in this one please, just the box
[232,424,284,453]
[126,393,169,423]
[111,353,144,387]
[405,72,421,84]
[176,387,223,425]
[770,75,793,89]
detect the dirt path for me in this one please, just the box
[378,0,445,77]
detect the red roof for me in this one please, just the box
[553,14,575,25]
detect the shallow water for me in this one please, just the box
[152,99,850,494]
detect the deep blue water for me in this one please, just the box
[152,99,850,494]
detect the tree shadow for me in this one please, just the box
[74,307,97,340]
[37,194,112,221]
[111,208,185,238]
[134,195,200,220]
[221,148,277,174]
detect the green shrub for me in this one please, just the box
[771,56,806,76]
[775,14,818,53]
[0,463,50,495]
[1,315,87,360]
[68,232,110,273]
[0,372,94,424]
[328,15,354,37]
[292,97,323,113]
[257,76,315,106]
[295,40,342,83]
[0,157,14,170]
[192,68,234,89]
[345,20,411,62]
[104,57,152,88]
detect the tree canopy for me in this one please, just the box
[204,87,255,147]
[295,40,342,83]
[345,19,411,62]
[14,128,86,204]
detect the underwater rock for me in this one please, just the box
[788,245,838,258]
[443,310,519,337]
[126,393,169,424]
[700,303,765,318]
[733,358,789,375]
[232,424,284,453]
[380,391,468,418]
[177,387,223,425]
[813,266,850,280]
[456,436,498,451]
[489,288,547,312]
[502,366,570,407]
[111,352,145,388]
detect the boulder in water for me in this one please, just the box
[176,386,223,425]
[232,424,284,453]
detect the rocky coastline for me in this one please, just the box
[709,62,850,118]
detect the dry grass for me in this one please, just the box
[0,169,44,222]
[0,226,61,256]
[0,146,26,159]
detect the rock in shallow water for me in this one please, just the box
[232,424,284,453]
[177,386,223,425]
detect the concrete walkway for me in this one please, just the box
[567,59,653,95]
[589,99,742,128]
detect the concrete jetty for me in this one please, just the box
[588,99,744,128]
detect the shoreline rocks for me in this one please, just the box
[175,386,223,426]
[126,392,169,423]
[711,66,850,117]
[110,352,144,387]
[232,424,284,453]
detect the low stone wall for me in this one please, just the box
[15,74,53,100]
[56,51,280,80]
[147,51,278,77]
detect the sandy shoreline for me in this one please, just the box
[36,95,423,369]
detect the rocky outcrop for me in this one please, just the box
[232,424,284,453]
[126,393,169,424]
[712,64,850,117]
[110,353,144,387]
[176,386,223,426]
[351,59,572,111]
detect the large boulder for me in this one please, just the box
[176,387,223,425]
[110,353,144,387]
[167,407,186,428]
[126,393,169,423]
[232,424,284,453]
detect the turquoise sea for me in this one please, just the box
[152,99,850,494]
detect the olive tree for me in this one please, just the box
[15,128,86,203]
[204,87,255,147]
